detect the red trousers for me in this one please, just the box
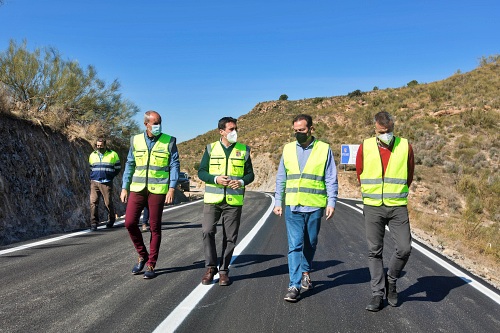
[124,190,166,267]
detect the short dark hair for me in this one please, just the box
[292,114,313,128]
[218,116,237,130]
[374,111,394,128]
[96,138,106,145]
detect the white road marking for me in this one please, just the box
[152,193,275,333]
[337,200,500,305]
[0,201,200,256]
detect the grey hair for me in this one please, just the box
[144,110,162,124]
[374,111,394,128]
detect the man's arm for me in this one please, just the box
[168,137,180,189]
[355,144,364,184]
[325,147,338,208]
[407,144,414,187]
[197,146,215,184]
[113,151,121,178]
[120,146,136,203]
[241,149,255,186]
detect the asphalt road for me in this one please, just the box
[0,192,499,333]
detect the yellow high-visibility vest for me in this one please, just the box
[204,141,249,206]
[283,140,329,207]
[360,136,409,206]
[130,133,172,194]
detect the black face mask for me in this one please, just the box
[295,132,310,144]
[97,148,106,154]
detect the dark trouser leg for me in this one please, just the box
[90,181,100,225]
[202,203,221,268]
[125,191,149,259]
[387,206,412,283]
[364,205,387,296]
[100,182,115,222]
[146,193,166,267]
[219,203,242,274]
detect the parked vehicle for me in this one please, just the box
[178,172,191,192]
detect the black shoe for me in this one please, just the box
[105,221,115,229]
[301,273,313,290]
[90,223,98,231]
[143,265,157,279]
[366,295,383,312]
[132,256,147,275]
[386,278,398,307]
[284,287,300,302]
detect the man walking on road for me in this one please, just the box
[274,114,338,302]
[88,138,121,231]
[198,116,255,286]
[356,111,414,311]
[120,110,179,279]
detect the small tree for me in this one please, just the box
[347,89,362,98]
[407,80,418,87]
[279,94,288,101]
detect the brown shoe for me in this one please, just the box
[219,274,231,286]
[201,267,218,285]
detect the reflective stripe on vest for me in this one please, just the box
[360,136,409,206]
[283,140,329,207]
[204,141,249,206]
[89,150,120,174]
[130,133,172,194]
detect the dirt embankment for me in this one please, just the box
[0,114,126,245]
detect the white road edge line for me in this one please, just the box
[0,200,200,256]
[153,193,275,333]
[337,200,500,305]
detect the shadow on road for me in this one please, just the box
[160,221,201,230]
[155,260,205,276]
[400,275,468,303]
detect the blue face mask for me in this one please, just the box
[151,124,162,136]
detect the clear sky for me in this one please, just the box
[1,0,499,142]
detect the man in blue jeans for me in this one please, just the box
[273,114,338,302]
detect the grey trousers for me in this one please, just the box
[364,205,412,296]
[202,201,242,274]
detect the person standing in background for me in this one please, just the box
[356,111,415,311]
[89,138,121,231]
[120,110,179,279]
[274,114,338,302]
[198,116,255,286]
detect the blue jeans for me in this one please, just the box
[285,206,323,288]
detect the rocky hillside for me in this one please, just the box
[0,114,126,244]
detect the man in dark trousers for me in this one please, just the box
[198,116,255,286]
[356,111,415,311]
[88,138,121,230]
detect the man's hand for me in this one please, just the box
[325,206,335,220]
[165,188,175,204]
[120,189,128,203]
[216,175,230,186]
[227,179,241,189]
[273,206,282,216]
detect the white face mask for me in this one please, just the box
[226,130,237,144]
[151,124,162,136]
[378,132,394,145]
